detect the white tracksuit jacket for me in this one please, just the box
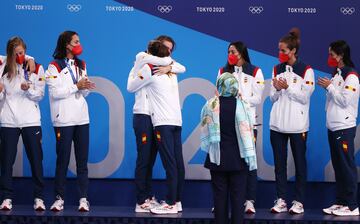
[269,60,315,133]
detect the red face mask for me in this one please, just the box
[278,52,290,63]
[16,54,25,65]
[327,55,338,67]
[71,44,83,56]
[228,54,239,65]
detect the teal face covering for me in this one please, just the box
[216,72,239,97]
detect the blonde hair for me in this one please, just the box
[4,36,26,80]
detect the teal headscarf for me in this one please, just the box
[200,72,257,170]
[216,72,239,97]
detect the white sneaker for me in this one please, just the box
[0,199,12,210]
[332,206,359,216]
[211,207,214,213]
[78,198,90,212]
[270,198,287,213]
[176,201,182,212]
[289,201,304,214]
[34,198,46,211]
[150,202,178,214]
[135,199,152,213]
[244,200,256,214]
[323,204,343,215]
[149,197,160,207]
[50,196,64,212]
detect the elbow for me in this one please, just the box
[127,85,136,93]
[180,66,186,73]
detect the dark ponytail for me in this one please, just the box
[223,41,251,73]
[329,40,355,68]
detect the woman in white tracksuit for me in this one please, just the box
[319,40,359,216]
[46,31,95,212]
[128,39,186,214]
[269,28,315,214]
[0,36,46,211]
[217,41,264,214]
[127,39,186,213]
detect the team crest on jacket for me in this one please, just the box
[244,77,248,83]
[293,77,297,83]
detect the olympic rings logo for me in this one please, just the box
[67,4,82,12]
[249,6,264,14]
[340,7,355,15]
[157,5,172,13]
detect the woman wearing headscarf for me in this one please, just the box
[201,73,256,224]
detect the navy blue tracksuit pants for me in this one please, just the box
[54,124,89,199]
[211,170,247,224]
[133,114,157,204]
[0,126,44,200]
[270,130,307,203]
[246,129,257,202]
[154,125,184,205]
[328,127,358,210]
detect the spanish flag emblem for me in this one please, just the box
[46,75,57,79]
[141,133,147,144]
[342,141,348,153]
[305,81,314,85]
[345,85,356,92]
[256,81,265,84]
[156,131,161,142]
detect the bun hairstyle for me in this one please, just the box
[280,27,301,56]
[147,40,171,58]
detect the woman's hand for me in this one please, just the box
[76,78,96,90]
[277,78,289,89]
[317,77,331,89]
[153,65,172,75]
[26,59,36,73]
[21,82,30,91]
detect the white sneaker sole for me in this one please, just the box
[289,209,304,214]
[51,207,63,212]
[333,211,359,216]
[271,208,288,213]
[150,209,178,214]
[322,209,334,215]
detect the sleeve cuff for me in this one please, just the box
[71,84,79,93]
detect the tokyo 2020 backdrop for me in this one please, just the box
[1,0,359,181]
